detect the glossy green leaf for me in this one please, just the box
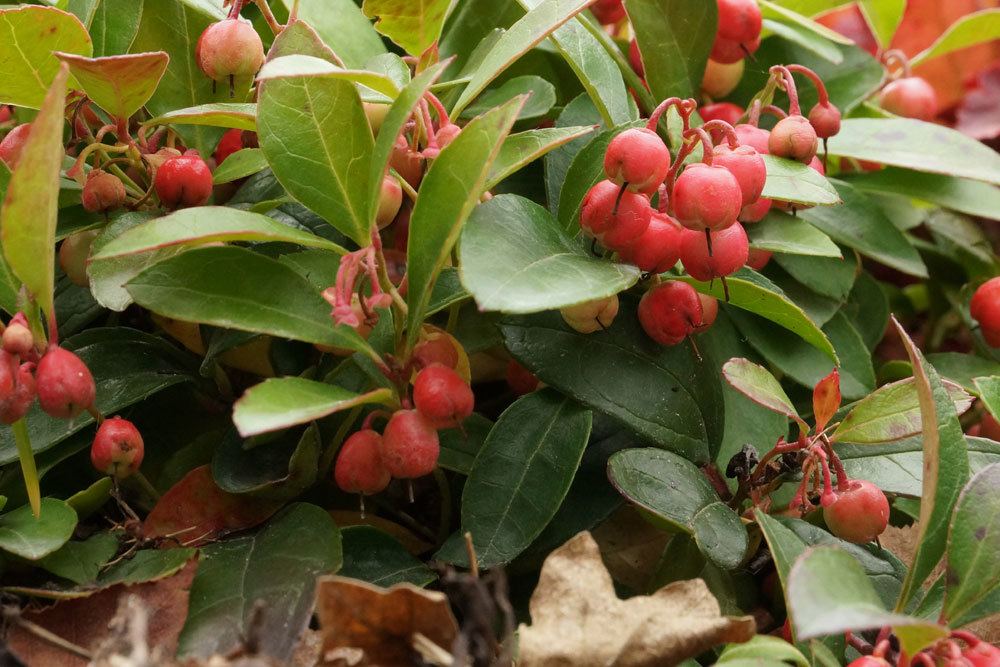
[717,635,809,666]
[340,526,435,587]
[87,0,143,57]
[65,477,113,521]
[213,148,269,184]
[87,211,176,312]
[858,0,906,48]
[841,168,1000,222]
[943,464,1000,622]
[438,414,492,475]
[844,272,889,351]
[487,126,596,189]
[827,119,1000,186]
[279,0,387,68]
[459,194,640,313]
[98,547,196,587]
[0,6,91,108]
[362,0,452,55]
[178,503,341,660]
[233,378,393,437]
[761,155,840,206]
[501,308,723,463]
[213,425,320,499]
[458,389,590,568]
[462,76,556,122]
[56,50,167,118]
[126,246,371,355]
[0,499,77,560]
[0,63,69,325]
[406,98,522,338]
[39,532,119,585]
[760,0,852,45]
[722,358,809,434]
[608,448,747,569]
[144,103,257,131]
[747,212,842,257]
[761,17,841,63]
[774,251,857,301]
[257,54,400,98]
[911,9,1000,67]
[624,0,715,100]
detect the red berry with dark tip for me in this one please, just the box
[618,212,683,273]
[769,115,818,163]
[712,144,766,207]
[379,409,440,479]
[808,102,841,139]
[638,281,703,346]
[334,429,390,495]
[746,246,772,271]
[35,346,95,419]
[604,128,671,195]
[672,163,743,232]
[879,76,938,121]
[971,277,1000,347]
[734,123,770,154]
[91,416,144,479]
[196,19,265,82]
[579,180,652,250]
[413,364,474,429]
[679,223,749,281]
[82,169,126,214]
[823,479,889,544]
[591,0,625,24]
[711,34,760,64]
[154,154,213,209]
[214,129,244,165]
[0,123,30,169]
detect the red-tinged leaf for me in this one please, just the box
[56,51,169,120]
[813,368,841,432]
[0,63,69,329]
[143,466,282,547]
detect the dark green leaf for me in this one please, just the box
[546,95,603,217]
[624,0,715,100]
[38,533,119,585]
[340,526,435,587]
[722,358,808,433]
[488,126,596,189]
[841,168,1000,221]
[88,0,143,57]
[98,547,197,587]
[943,464,1000,622]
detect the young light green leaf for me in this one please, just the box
[212,148,269,184]
[56,51,168,119]
[716,635,809,667]
[858,0,906,48]
[487,126,596,189]
[761,155,840,206]
[722,358,809,434]
[759,0,853,45]
[256,54,399,98]
[362,0,453,56]
[279,0,387,68]
[761,18,842,63]
[943,464,1000,623]
[911,8,1000,67]
[143,103,257,131]
[747,212,842,257]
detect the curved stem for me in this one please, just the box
[12,419,41,518]
[769,65,802,115]
[883,49,911,78]
[787,64,831,106]
[701,120,738,148]
[251,0,283,35]
[646,97,684,131]
[748,99,763,126]
[683,126,715,165]
[425,92,451,127]
[761,104,788,121]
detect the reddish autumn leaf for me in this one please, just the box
[813,368,842,433]
[143,466,282,547]
[56,51,169,120]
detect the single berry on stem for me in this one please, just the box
[413,364,474,429]
[561,295,620,334]
[638,281,704,346]
[769,115,818,164]
[154,153,213,209]
[214,128,244,165]
[376,174,403,229]
[379,409,440,479]
[604,128,671,195]
[591,0,625,25]
[334,430,391,495]
[196,18,265,92]
[701,102,744,127]
[879,76,938,121]
[673,162,743,232]
[678,223,750,281]
[35,346,96,420]
[746,247,772,270]
[2,314,34,358]
[970,277,1000,347]
[822,479,889,544]
[708,122,766,207]
[91,417,144,479]
[0,353,36,425]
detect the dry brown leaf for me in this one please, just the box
[314,576,458,666]
[591,506,671,592]
[518,531,755,667]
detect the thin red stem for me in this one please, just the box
[701,120,738,148]
[787,64,831,106]
[770,65,802,115]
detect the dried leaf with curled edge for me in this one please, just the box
[314,575,458,666]
[518,531,755,667]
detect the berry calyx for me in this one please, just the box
[58,230,99,288]
[379,409,440,479]
[0,123,31,169]
[617,211,683,273]
[2,314,34,357]
[679,223,749,281]
[413,363,474,429]
[196,19,265,83]
[769,115,818,163]
[808,102,842,139]
[82,169,126,214]
[879,76,938,121]
[712,144,766,208]
[214,129,244,165]
[35,346,96,419]
[561,295,620,334]
[604,128,671,195]
[579,180,652,250]
[591,0,625,25]
[154,153,213,210]
[970,277,1000,347]
[638,281,704,346]
[334,430,391,495]
[746,246,773,271]
[0,353,36,425]
[701,58,745,99]
[672,163,743,232]
[376,174,403,229]
[823,479,889,544]
[91,416,144,479]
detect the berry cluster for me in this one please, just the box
[846,630,1000,666]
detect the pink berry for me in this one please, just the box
[769,115,818,163]
[963,637,1000,666]
[196,19,265,82]
[91,416,144,479]
[334,429,391,495]
[154,154,213,209]
[734,123,770,154]
[617,211,683,273]
[0,353,36,425]
[711,34,761,64]
[377,174,403,229]
[701,102,744,127]
[59,230,98,288]
[82,169,126,214]
[413,364,474,429]
[716,0,762,46]
[740,196,772,223]
[35,346,96,419]
[846,659,891,667]
[712,144,766,207]
[604,128,671,194]
[0,123,30,169]
[579,180,652,250]
[214,129,244,165]
[672,163,743,232]
[879,76,938,121]
[746,246,772,271]
[679,224,749,281]
[379,409,440,479]
[591,0,625,24]
[823,479,889,544]
[971,277,1000,347]
[2,314,34,357]
[701,58,744,99]
[638,281,704,346]
[412,334,461,371]
[808,102,841,139]
[561,295,620,334]
[694,293,719,333]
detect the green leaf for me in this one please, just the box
[546,95,604,218]
[761,155,840,206]
[624,0,715,100]
[841,168,1000,222]
[800,180,927,278]
[974,377,1000,423]
[213,425,320,499]
[717,635,809,666]
[143,103,257,131]
[828,119,1000,186]
[487,126,596,189]
[438,414,492,475]
[91,207,346,260]
[462,75,556,122]
[892,318,971,611]
[928,353,1000,395]
[340,526,435,587]
[759,0,853,46]
[279,0,387,69]
[39,532,119,585]
[501,307,723,463]
[233,378,393,437]
[833,378,973,445]
[362,0,452,55]
[406,98,522,338]
[56,51,167,118]
[858,0,906,48]
[257,54,400,98]
[126,246,371,355]
[0,498,77,560]
[943,464,1000,622]
[911,8,1000,67]
[457,389,590,568]
[608,448,747,569]
[0,63,69,325]
[747,212,842,257]
[459,194,640,313]
[88,0,144,58]
[774,251,857,301]
[178,503,341,660]
[722,358,809,434]
[452,0,595,116]
[98,547,196,587]
[0,6,91,108]
[761,17,842,64]
[213,148,269,184]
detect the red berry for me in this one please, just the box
[747,246,772,271]
[379,409,440,479]
[506,360,539,395]
[769,115,818,163]
[591,0,625,24]
[808,102,841,139]
[694,293,719,333]
[734,123,770,154]
[823,479,889,544]
[579,180,652,250]
[716,0,763,46]
[35,346,96,419]
[91,416,144,479]
[0,123,31,169]
[214,129,244,165]
[617,212,683,273]
[0,353,35,425]
[712,144,766,207]
[2,314,33,357]
[0,106,10,123]
[390,135,425,188]
[638,281,704,346]
[628,39,644,77]
[435,123,462,151]
[59,230,98,288]
[155,154,213,209]
[740,196,772,223]
[808,155,825,176]
[672,163,743,232]
[334,430,391,495]
[701,58,744,99]
[377,174,403,229]
[879,77,938,121]
[82,169,126,214]
[701,103,744,127]
[196,19,265,82]
[604,128,671,195]
[679,224,749,281]
[846,659,892,667]
[971,277,1000,347]
[413,364,474,429]
[711,34,761,64]
[561,295,620,334]
[963,638,1000,666]
[413,334,461,371]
